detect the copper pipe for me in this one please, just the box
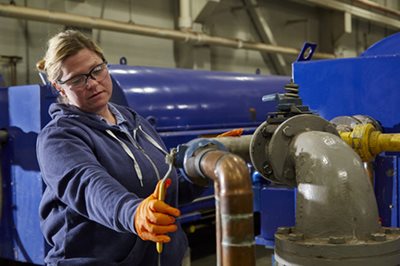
[195,150,255,266]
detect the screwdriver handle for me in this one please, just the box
[156,180,167,253]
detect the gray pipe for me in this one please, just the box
[290,131,380,240]
[212,135,252,163]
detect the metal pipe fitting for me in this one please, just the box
[339,123,400,162]
[266,115,400,265]
[184,148,255,266]
[212,135,252,163]
[291,131,380,239]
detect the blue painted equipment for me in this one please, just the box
[294,32,400,228]
[108,66,288,148]
[0,66,289,264]
[2,31,400,264]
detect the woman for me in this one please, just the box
[36,30,201,265]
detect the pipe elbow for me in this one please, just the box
[199,150,253,213]
[291,131,380,240]
[213,153,252,195]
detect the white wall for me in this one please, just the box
[0,0,397,86]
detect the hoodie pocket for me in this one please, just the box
[118,238,148,266]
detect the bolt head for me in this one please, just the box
[262,162,273,175]
[282,126,294,137]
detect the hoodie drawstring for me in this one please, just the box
[106,129,144,187]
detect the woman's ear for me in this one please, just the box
[52,82,66,96]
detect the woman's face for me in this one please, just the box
[54,48,113,115]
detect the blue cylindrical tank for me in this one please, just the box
[109,65,289,132]
[361,32,400,57]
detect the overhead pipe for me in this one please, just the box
[0,4,335,59]
[179,0,192,30]
[301,0,400,30]
[183,147,255,266]
[353,0,400,17]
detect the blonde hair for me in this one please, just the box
[37,30,105,83]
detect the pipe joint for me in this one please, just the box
[178,138,227,186]
[251,114,338,186]
[339,123,400,162]
[179,139,255,265]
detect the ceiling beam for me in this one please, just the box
[301,0,400,30]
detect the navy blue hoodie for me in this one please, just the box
[37,103,200,265]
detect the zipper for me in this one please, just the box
[106,125,168,186]
[124,131,161,181]
[137,125,168,155]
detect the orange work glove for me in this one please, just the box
[217,128,244,137]
[134,178,180,243]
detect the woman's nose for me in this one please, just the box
[85,76,98,89]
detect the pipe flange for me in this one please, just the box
[330,115,382,132]
[181,138,227,186]
[275,226,400,265]
[250,121,280,183]
[269,114,338,186]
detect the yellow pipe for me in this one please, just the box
[339,123,400,162]
[372,132,400,153]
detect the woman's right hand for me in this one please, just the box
[134,179,180,243]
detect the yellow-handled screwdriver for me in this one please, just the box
[156,177,168,253]
[156,148,176,254]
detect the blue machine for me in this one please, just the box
[2,32,400,264]
[0,66,288,264]
[294,32,400,228]
[108,66,288,147]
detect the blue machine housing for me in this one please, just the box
[5,30,400,263]
[0,84,54,264]
[294,32,400,228]
[108,65,288,148]
[0,66,289,264]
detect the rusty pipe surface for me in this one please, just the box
[291,131,380,240]
[185,149,255,266]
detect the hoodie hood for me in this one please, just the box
[48,102,139,131]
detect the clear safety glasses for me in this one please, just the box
[57,61,108,91]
